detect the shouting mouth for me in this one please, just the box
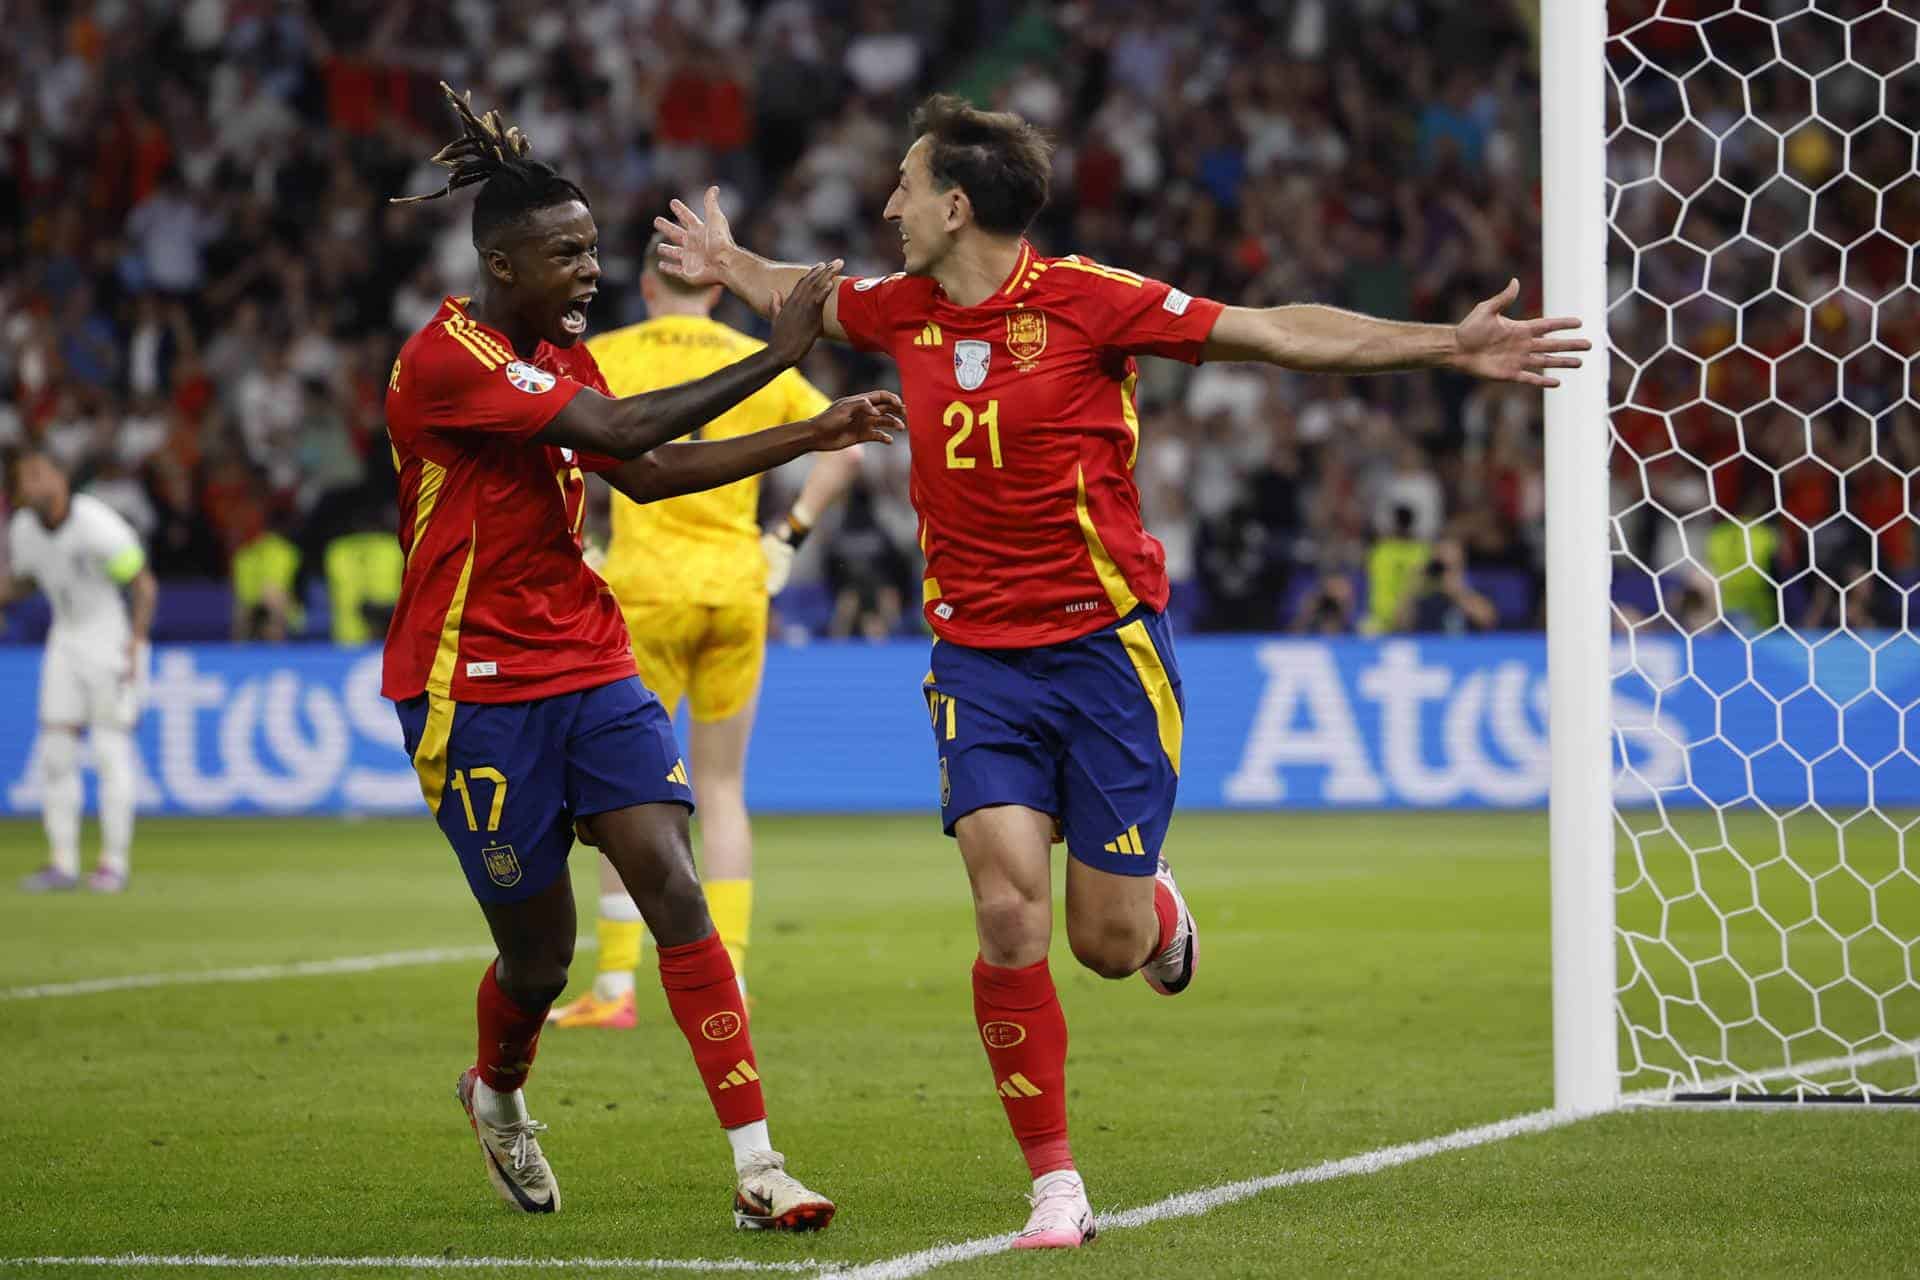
[561,291,595,336]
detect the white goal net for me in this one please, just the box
[1606,1,1920,1101]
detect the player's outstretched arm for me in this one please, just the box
[539,261,843,459]
[653,187,852,344]
[0,575,36,607]
[1203,279,1590,387]
[604,392,901,505]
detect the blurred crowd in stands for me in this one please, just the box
[13,0,1900,643]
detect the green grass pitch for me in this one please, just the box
[4,811,1917,1278]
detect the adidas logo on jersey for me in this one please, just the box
[1102,826,1148,857]
[666,760,690,786]
[912,323,943,347]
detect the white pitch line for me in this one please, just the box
[815,1106,1584,1280]
[1,937,597,1002]
[0,1257,812,1273]
[824,1039,1920,1280]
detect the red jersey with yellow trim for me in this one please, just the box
[382,296,634,704]
[834,242,1224,648]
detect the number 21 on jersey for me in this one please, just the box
[943,399,1003,470]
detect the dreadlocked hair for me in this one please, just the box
[392,82,589,247]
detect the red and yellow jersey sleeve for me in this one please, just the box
[405,304,589,443]
[1044,256,1226,364]
[835,272,934,356]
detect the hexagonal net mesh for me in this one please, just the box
[1607,1,1920,1100]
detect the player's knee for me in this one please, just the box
[601,823,711,945]
[92,726,132,770]
[498,953,570,1008]
[1067,913,1153,980]
[644,865,713,947]
[973,888,1049,964]
[39,727,80,777]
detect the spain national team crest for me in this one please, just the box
[481,843,523,888]
[505,360,556,394]
[954,340,991,391]
[1005,309,1047,371]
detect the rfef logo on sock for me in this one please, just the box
[701,1011,743,1042]
[981,1020,1027,1048]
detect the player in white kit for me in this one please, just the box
[5,451,157,893]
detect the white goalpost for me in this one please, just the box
[1544,0,1620,1115]
[1546,0,1920,1108]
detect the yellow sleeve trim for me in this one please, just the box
[105,545,146,584]
[1052,259,1145,288]
[441,320,500,369]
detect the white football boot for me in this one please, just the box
[1013,1170,1096,1249]
[455,1068,560,1213]
[733,1150,835,1231]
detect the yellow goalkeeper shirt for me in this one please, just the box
[589,315,831,605]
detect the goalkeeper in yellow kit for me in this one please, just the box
[549,234,864,1028]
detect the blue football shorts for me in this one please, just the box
[923,607,1185,877]
[394,676,694,904]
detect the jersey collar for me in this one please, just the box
[932,240,1037,310]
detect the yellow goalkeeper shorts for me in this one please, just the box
[622,598,768,724]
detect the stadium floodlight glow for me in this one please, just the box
[1549,0,1920,1109]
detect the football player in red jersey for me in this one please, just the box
[660,100,1589,1251]
[658,93,1587,1247]
[384,85,899,1228]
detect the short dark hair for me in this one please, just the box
[392,82,589,249]
[908,94,1052,236]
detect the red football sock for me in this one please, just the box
[475,960,548,1093]
[658,930,766,1128]
[1152,878,1180,956]
[972,955,1073,1178]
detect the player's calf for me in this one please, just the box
[1065,910,1158,980]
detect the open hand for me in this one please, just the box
[1452,279,1591,388]
[653,186,736,287]
[810,391,904,451]
[768,260,843,364]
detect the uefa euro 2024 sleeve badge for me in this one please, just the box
[506,360,556,394]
